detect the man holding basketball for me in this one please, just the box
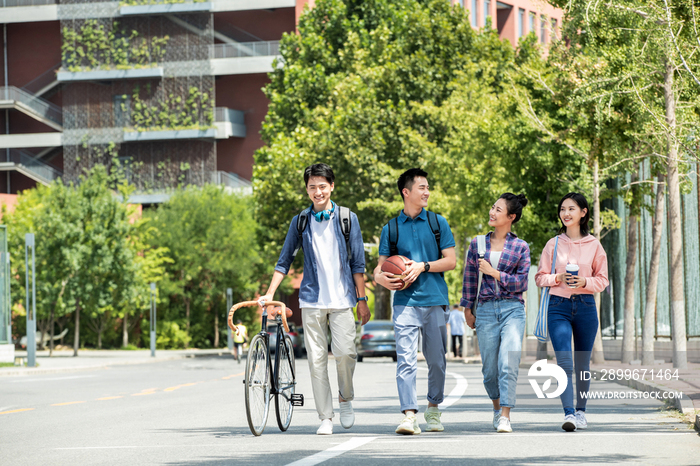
[373,168,456,435]
[259,163,370,436]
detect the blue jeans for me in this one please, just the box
[548,294,598,416]
[475,299,526,408]
[393,305,447,413]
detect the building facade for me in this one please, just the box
[0,0,561,199]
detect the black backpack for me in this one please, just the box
[387,209,443,276]
[293,205,352,259]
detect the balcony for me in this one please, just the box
[0,86,63,131]
[57,67,164,83]
[125,170,252,203]
[0,149,63,186]
[0,0,57,24]
[119,0,211,16]
[214,107,246,139]
[210,40,281,76]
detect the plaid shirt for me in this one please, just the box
[460,232,531,310]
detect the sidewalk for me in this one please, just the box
[0,348,233,377]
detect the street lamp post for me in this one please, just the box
[25,234,36,367]
[226,288,233,351]
[150,282,156,357]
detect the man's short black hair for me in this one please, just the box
[304,163,335,186]
[397,168,428,199]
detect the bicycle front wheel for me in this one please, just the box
[245,334,271,436]
[275,335,296,431]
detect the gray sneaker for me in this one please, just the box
[575,410,587,430]
[562,414,577,432]
[492,409,502,430]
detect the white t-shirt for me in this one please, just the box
[490,251,502,270]
[299,212,354,310]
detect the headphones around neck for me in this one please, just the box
[312,201,336,222]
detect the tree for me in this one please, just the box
[146,185,260,348]
[550,0,700,368]
[256,0,530,316]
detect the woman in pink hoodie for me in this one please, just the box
[535,193,608,432]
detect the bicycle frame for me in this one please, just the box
[258,308,297,399]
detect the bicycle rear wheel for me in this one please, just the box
[275,335,296,431]
[245,334,271,436]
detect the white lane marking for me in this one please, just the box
[376,432,697,443]
[11,375,97,383]
[284,437,377,466]
[417,368,468,409]
[0,406,12,412]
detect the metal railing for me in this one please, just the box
[6,149,63,183]
[214,107,244,125]
[21,62,61,96]
[1,0,56,7]
[211,171,252,191]
[210,40,280,59]
[0,86,63,127]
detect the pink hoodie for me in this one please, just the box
[535,234,609,298]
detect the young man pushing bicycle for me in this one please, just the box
[373,168,456,435]
[259,163,370,435]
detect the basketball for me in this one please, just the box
[381,255,411,290]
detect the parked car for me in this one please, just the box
[356,320,397,362]
[268,322,306,359]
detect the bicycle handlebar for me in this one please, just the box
[227,300,292,334]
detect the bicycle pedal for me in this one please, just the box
[291,394,304,407]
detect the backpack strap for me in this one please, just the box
[388,216,399,257]
[293,207,311,257]
[426,210,442,259]
[338,206,352,260]
[474,235,487,313]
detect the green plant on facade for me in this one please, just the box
[62,20,169,72]
[127,85,214,132]
[119,0,207,6]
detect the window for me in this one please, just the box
[458,0,464,6]
[529,12,536,36]
[551,18,558,40]
[518,8,525,37]
[484,0,490,26]
[540,17,547,43]
[472,0,478,27]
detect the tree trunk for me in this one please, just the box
[49,307,55,357]
[214,312,219,348]
[591,158,606,364]
[73,299,80,357]
[122,313,129,348]
[642,173,665,366]
[185,296,191,333]
[621,211,638,364]
[664,59,687,369]
[374,282,391,320]
[97,317,103,350]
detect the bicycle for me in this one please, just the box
[228,300,304,436]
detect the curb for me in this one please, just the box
[0,351,234,377]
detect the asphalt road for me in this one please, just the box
[1,355,698,465]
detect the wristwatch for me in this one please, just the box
[423,262,431,273]
[357,296,368,302]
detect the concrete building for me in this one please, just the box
[0,0,561,201]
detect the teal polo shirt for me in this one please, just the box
[378,209,455,307]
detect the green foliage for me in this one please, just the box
[144,185,261,346]
[141,320,191,349]
[129,85,214,132]
[62,20,169,72]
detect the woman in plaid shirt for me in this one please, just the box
[461,193,531,433]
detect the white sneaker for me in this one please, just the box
[317,419,333,435]
[496,416,512,433]
[575,410,587,430]
[492,409,502,430]
[395,412,421,435]
[424,406,444,432]
[339,401,354,429]
[562,414,577,432]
